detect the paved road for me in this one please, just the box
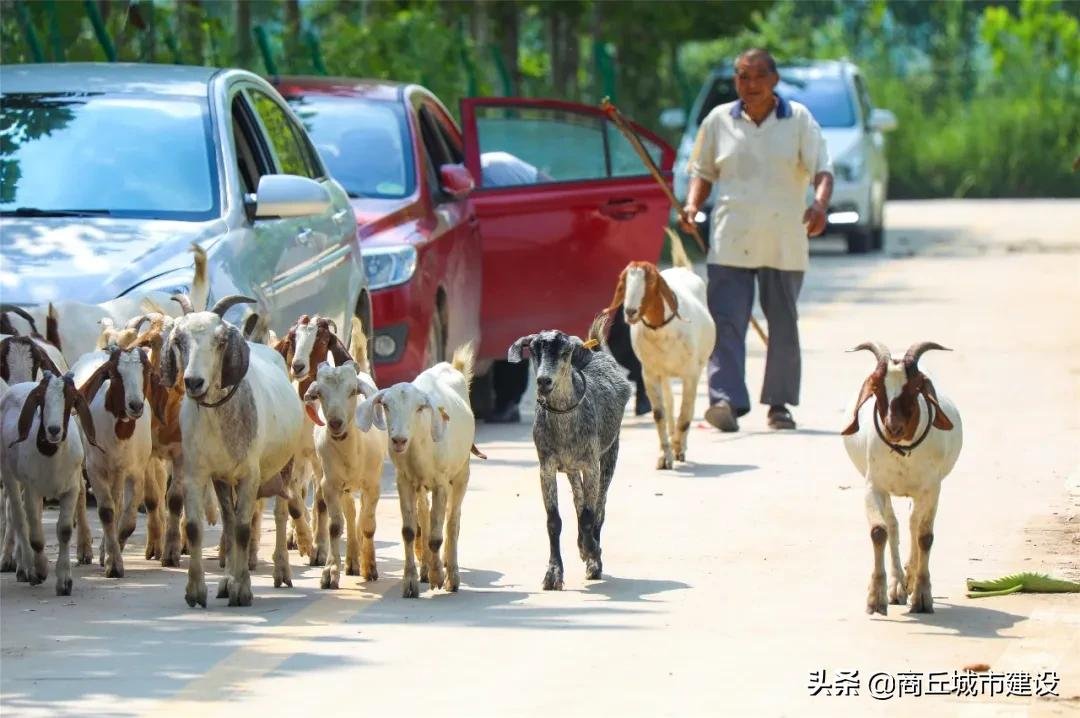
[2,200,1078,717]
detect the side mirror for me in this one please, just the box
[659,107,687,130]
[249,174,332,221]
[439,163,475,200]
[868,108,898,133]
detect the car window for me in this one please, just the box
[608,124,664,178]
[474,106,607,185]
[0,92,218,221]
[288,96,413,199]
[248,90,318,178]
[231,94,271,195]
[853,74,873,128]
[427,105,464,164]
[417,106,455,199]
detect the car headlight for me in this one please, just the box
[363,245,417,290]
[834,151,865,183]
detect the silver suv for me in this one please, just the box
[667,59,897,253]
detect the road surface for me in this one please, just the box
[1,199,1078,717]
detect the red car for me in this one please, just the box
[276,78,674,391]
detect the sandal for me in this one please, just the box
[767,405,796,430]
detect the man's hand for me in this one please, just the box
[803,200,827,237]
[679,204,699,233]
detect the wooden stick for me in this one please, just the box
[600,98,768,347]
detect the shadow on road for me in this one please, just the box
[887,601,1028,639]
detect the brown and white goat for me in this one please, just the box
[274,314,353,563]
[603,239,715,469]
[0,371,98,594]
[842,341,963,615]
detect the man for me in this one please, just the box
[680,48,833,431]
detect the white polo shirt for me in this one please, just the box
[689,96,832,271]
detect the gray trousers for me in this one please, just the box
[706,264,804,415]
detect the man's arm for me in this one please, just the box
[803,171,833,237]
[680,176,713,231]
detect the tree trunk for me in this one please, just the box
[491,1,519,95]
[285,0,302,71]
[236,0,252,68]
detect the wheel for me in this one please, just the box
[846,228,872,254]
[425,307,446,369]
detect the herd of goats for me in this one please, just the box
[0,235,962,616]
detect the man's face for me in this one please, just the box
[734,57,778,106]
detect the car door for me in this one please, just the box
[460,98,674,358]
[852,73,886,221]
[242,86,357,333]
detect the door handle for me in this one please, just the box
[296,228,315,246]
[332,209,351,223]
[599,198,647,221]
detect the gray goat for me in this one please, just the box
[508,323,630,590]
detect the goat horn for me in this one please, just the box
[171,294,194,315]
[210,295,257,318]
[125,314,151,331]
[847,341,892,364]
[903,342,951,375]
[0,304,40,335]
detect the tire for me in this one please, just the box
[846,228,872,254]
[469,367,496,419]
[425,307,446,369]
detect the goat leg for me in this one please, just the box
[865,486,889,615]
[272,496,292,588]
[319,481,343,590]
[540,467,564,591]
[397,477,421,598]
[75,480,94,565]
[54,484,78,596]
[908,489,939,614]
[343,491,361,577]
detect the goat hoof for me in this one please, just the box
[402,575,420,598]
[444,569,459,593]
[0,556,15,572]
[105,563,124,579]
[273,563,292,589]
[888,578,907,605]
[909,582,934,613]
[309,547,327,567]
[76,543,93,565]
[542,565,564,591]
[675,450,686,462]
[15,567,29,582]
[161,552,181,568]
[429,567,445,589]
[419,566,429,584]
[217,578,230,599]
[229,582,254,607]
[185,581,208,608]
[56,576,73,596]
[585,559,602,581]
[365,567,379,582]
[656,454,674,470]
[346,558,360,576]
[286,532,298,551]
[320,566,339,590]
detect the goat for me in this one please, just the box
[71,343,162,577]
[602,233,715,469]
[356,344,477,598]
[304,358,387,589]
[274,314,352,563]
[507,318,631,589]
[164,296,305,607]
[842,341,963,615]
[0,372,98,595]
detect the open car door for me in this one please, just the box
[461,97,675,359]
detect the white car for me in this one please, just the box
[667,60,897,254]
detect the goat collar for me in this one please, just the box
[640,311,678,330]
[537,369,587,414]
[195,380,242,409]
[873,402,935,457]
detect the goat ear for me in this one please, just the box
[426,397,449,443]
[79,360,112,407]
[604,267,628,316]
[219,328,250,391]
[328,333,353,366]
[31,343,63,378]
[919,377,955,431]
[305,402,325,427]
[354,390,386,432]
[274,331,295,363]
[507,335,536,363]
[161,335,180,389]
[0,338,9,382]
[66,376,99,449]
[0,313,14,336]
[656,276,681,318]
[12,379,47,448]
[841,374,885,436]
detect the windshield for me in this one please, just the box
[696,72,857,128]
[0,92,218,220]
[288,96,414,200]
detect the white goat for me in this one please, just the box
[842,341,963,615]
[304,361,387,589]
[603,233,715,469]
[163,296,305,607]
[0,372,98,594]
[71,344,159,577]
[357,344,478,598]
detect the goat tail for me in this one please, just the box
[189,243,210,312]
[586,310,611,350]
[350,317,370,374]
[450,342,475,389]
[664,226,693,270]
